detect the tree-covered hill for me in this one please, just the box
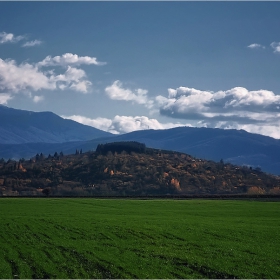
[0,142,279,197]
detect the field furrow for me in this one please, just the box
[0,198,279,279]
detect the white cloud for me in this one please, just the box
[158,86,280,116]
[33,95,44,103]
[247,43,265,49]
[105,80,154,108]
[0,32,25,44]
[62,114,190,134]
[70,80,92,93]
[0,93,13,104]
[0,59,93,94]
[271,42,280,53]
[239,124,280,139]
[62,115,114,133]
[22,40,42,47]
[52,66,92,93]
[214,122,280,140]
[63,113,280,139]
[156,86,280,139]
[0,58,56,93]
[38,53,106,67]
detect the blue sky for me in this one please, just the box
[1,1,280,137]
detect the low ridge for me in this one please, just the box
[0,142,279,197]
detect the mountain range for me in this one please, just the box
[0,105,111,144]
[1,105,280,175]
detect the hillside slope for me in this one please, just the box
[1,126,280,175]
[0,105,112,144]
[83,127,280,175]
[0,142,279,197]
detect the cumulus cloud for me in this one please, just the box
[37,53,106,67]
[247,43,265,49]
[271,42,280,53]
[0,32,25,44]
[158,86,280,117]
[33,95,44,103]
[70,80,92,93]
[62,115,114,133]
[156,86,280,138]
[22,40,42,47]
[51,66,92,93]
[62,114,190,134]
[0,58,56,92]
[105,80,154,108]
[0,34,106,103]
[0,93,13,104]
[0,58,94,95]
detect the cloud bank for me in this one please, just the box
[62,114,189,134]
[155,86,280,138]
[100,82,280,138]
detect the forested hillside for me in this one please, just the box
[0,142,279,197]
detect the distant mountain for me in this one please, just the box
[1,142,279,197]
[1,106,280,175]
[57,126,279,175]
[0,105,112,144]
[105,127,280,175]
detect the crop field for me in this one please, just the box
[0,198,279,279]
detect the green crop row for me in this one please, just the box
[0,198,279,279]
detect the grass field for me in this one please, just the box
[0,198,279,279]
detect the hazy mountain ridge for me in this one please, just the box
[0,105,112,144]
[88,127,280,175]
[1,106,280,175]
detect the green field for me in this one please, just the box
[0,198,279,279]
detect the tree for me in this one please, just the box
[35,153,40,161]
[255,167,262,173]
[42,188,51,196]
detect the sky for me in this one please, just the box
[1,1,280,138]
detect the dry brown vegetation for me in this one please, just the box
[0,142,279,197]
